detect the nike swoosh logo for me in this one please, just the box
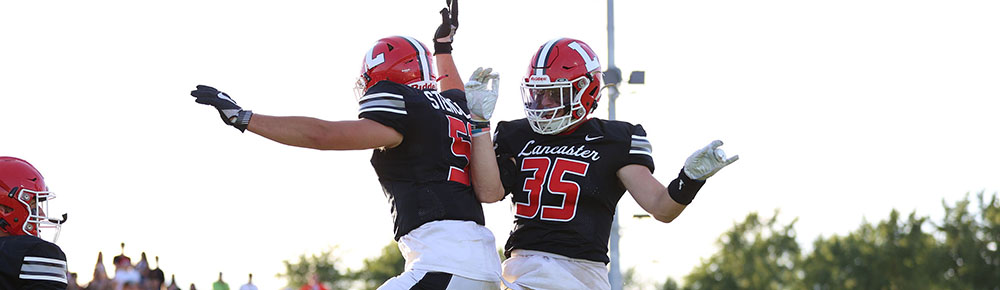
[585,135,604,141]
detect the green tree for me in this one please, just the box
[936,192,1000,289]
[682,211,803,290]
[349,243,405,290]
[278,248,351,289]
[660,277,680,290]
[802,210,946,290]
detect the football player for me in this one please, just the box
[188,1,505,289]
[0,156,69,290]
[493,38,739,290]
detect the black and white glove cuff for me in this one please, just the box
[234,110,252,132]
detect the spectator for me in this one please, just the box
[147,256,165,290]
[298,273,327,290]
[166,275,181,290]
[238,273,257,290]
[212,272,229,290]
[122,281,140,290]
[113,254,141,290]
[88,252,113,290]
[136,252,151,280]
[68,272,82,290]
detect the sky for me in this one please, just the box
[2,0,999,289]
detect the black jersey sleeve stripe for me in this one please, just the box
[20,256,68,284]
[21,255,68,284]
[629,135,652,156]
[359,92,407,115]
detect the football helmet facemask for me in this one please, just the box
[0,156,66,239]
[521,38,604,135]
[355,36,438,99]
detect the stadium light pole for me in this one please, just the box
[607,1,646,289]
[606,0,623,289]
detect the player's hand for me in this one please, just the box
[683,140,739,180]
[190,85,253,132]
[465,67,499,121]
[433,0,458,54]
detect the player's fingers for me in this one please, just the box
[471,67,484,79]
[450,0,458,27]
[724,155,740,166]
[439,8,450,23]
[195,84,215,91]
[491,74,500,92]
[193,97,215,105]
[709,139,724,149]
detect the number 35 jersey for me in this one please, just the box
[494,118,655,263]
[358,80,485,241]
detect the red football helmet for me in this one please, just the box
[521,38,604,134]
[355,36,438,99]
[0,157,65,238]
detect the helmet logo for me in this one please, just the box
[364,48,385,70]
[528,75,551,83]
[567,41,600,72]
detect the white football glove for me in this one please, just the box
[464,67,500,121]
[684,140,739,180]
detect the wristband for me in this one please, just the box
[234,110,253,133]
[470,120,490,130]
[434,42,452,55]
[667,167,706,205]
[470,126,490,137]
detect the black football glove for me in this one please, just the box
[190,85,253,132]
[433,0,458,55]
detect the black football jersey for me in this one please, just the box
[0,235,68,290]
[358,81,486,240]
[494,118,654,263]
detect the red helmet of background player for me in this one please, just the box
[0,157,65,238]
[355,36,438,99]
[521,38,604,134]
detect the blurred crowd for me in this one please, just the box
[67,243,258,290]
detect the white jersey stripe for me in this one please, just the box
[19,274,68,284]
[360,92,404,102]
[359,107,407,115]
[629,150,653,156]
[23,256,66,266]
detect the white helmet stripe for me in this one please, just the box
[535,38,562,76]
[400,35,431,82]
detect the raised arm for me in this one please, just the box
[433,0,464,92]
[189,85,402,150]
[619,165,688,223]
[621,140,739,223]
[430,0,503,202]
[247,115,401,150]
